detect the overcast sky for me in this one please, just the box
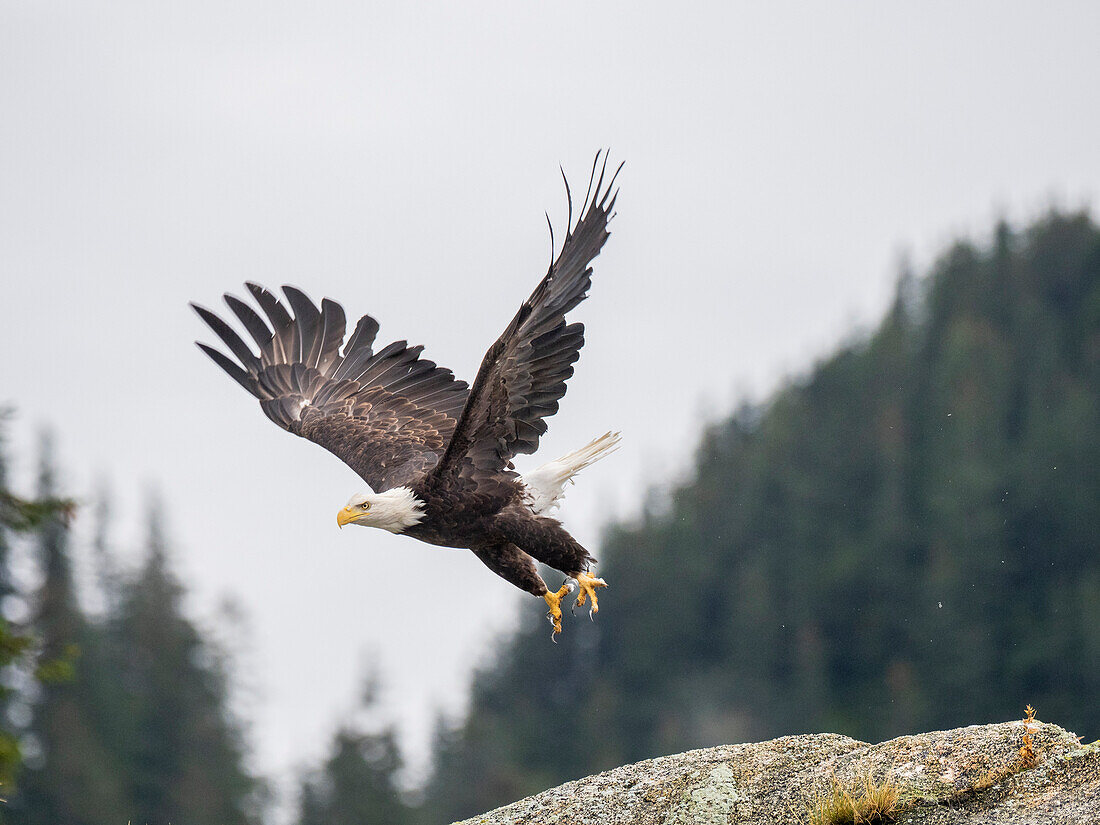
[3,0,1099,814]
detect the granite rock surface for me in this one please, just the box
[453,721,1097,824]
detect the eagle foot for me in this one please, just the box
[573,571,608,620]
[543,582,573,640]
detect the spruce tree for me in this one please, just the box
[0,415,26,796]
[13,434,127,825]
[112,500,260,825]
[297,674,416,825]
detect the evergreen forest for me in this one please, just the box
[0,211,1096,823]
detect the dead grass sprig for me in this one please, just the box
[1019,704,1037,766]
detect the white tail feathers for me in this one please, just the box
[520,432,622,516]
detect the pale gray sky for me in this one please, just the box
[3,0,1099,813]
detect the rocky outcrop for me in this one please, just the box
[454,721,1098,824]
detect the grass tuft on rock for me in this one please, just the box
[805,772,900,825]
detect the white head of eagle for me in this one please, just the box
[337,488,426,534]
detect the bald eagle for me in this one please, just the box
[192,153,622,636]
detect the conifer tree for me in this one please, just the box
[112,500,260,825]
[0,416,24,795]
[0,421,101,816]
[297,674,416,825]
[0,415,35,796]
[13,434,128,825]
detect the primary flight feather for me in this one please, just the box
[192,153,623,636]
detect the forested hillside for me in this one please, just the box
[0,430,260,825]
[420,212,1100,822]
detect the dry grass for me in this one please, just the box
[804,771,901,825]
[1019,704,1037,766]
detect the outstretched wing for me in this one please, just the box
[431,151,622,500]
[192,284,469,491]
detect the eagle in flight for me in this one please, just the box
[192,153,622,636]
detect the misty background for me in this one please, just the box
[3,2,1099,821]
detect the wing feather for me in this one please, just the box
[338,314,380,362]
[316,299,346,375]
[224,294,274,358]
[196,343,254,394]
[191,304,261,373]
[246,282,296,364]
[282,286,321,365]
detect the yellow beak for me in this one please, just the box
[337,507,359,528]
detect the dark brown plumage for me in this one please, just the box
[193,153,622,634]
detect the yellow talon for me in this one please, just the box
[543,583,571,636]
[574,570,608,616]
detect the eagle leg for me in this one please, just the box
[573,570,608,619]
[543,582,574,638]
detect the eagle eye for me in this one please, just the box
[360,502,370,510]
